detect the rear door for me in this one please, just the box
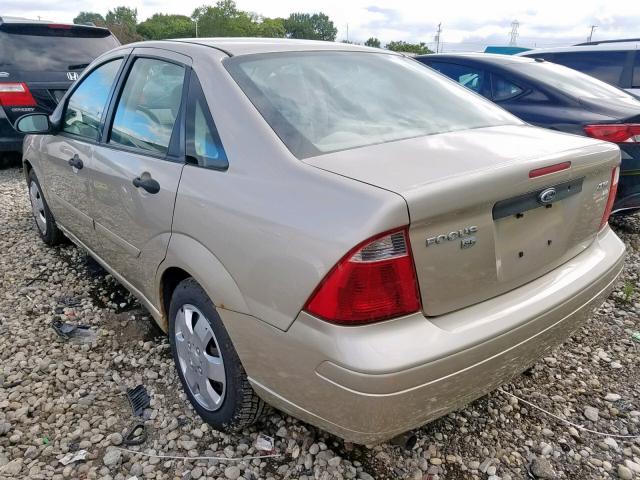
[0,23,119,122]
[40,56,126,242]
[87,48,188,300]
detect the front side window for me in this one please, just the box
[186,75,228,170]
[225,52,517,159]
[551,51,628,86]
[491,74,524,101]
[429,62,486,93]
[63,59,123,140]
[109,58,185,154]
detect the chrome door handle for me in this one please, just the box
[67,154,83,170]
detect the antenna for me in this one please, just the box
[435,23,442,53]
[587,25,597,42]
[509,20,519,46]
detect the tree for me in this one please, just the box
[364,37,381,48]
[106,6,142,44]
[192,0,256,37]
[73,11,106,26]
[283,12,337,41]
[138,14,194,40]
[255,17,286,38]
[386,41,433,55]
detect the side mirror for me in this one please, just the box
[15,113,52,134]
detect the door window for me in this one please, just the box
[186,75,228,170]
[109,58,185,154]
[551,51,627,86]
[491,74,524,101]
[428,62,486,94]
[63,59,123,140]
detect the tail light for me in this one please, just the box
[0,83,37,107]
[600,166,620,230]
[584,124,640,143]
[304,227,421,325]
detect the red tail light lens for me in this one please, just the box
[0,83,37,107]
[600,166,620,230]
[584,124,640,143]
[304,227,421,325]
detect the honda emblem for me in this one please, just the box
[67,72,79,81]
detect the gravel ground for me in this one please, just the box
[1,162,640,480]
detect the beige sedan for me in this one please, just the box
[17,38,625,444]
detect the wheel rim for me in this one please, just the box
[29,181,47,234]
[174,304,226,411]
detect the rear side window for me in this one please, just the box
[109,58,185,155]
[63,59,123,140]
[429,62,486,94]
[491,74,523,101]
[186,75,228,170]
[550,51,627,86]
[0,25,119,72]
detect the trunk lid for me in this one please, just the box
[304,125,620,316]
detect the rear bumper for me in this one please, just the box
[0,111,23,153]
[221,227,625,444]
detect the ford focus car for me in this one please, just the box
[17,39,625,444]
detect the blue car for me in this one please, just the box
[416,53,640,215]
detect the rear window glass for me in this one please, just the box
[0,26,118,72]
[225,52,519,159]
[549,51,627,86]
[519,61,633,100]
[428,62,486,94]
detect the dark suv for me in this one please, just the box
[0,16,119,155]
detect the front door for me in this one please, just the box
[87,52,187,300]
[40,58,124,242]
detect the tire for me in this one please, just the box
[169,278,266,431]
[27,169,63,246]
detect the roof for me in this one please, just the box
[168,37,392,57]
[417,52,538,66]
[0,15,110,31]
[518,41,640,55]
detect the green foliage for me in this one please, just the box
[283,12,337,41]
[73,11,106,26]
[623,280,635,303]
[386,40,433,55]
[106,6,143,44]
[255,17,286,38]
[192,0,256,37]
[138,14,194,40]
[364,37,381,48]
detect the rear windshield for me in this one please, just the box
[547,51,627,86]
[518,61,634,100]
[0,25,118,72]
[225,51,520,158]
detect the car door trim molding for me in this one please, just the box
[94,221,141,258]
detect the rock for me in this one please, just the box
[618,465,633,480]
[180,440,198,450]
[0,460,22,476]
[108,432,123,446]
[224,465,241,479]
[624,460,640,473]
[103,449,121,467]
[530,457,556,479]
[328,456,341,467]
[604,437,619,450]
[584,406,599,422]
[605,393,621,402]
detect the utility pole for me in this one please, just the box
[587,25,597,42]
[346,23,349,43]
[508,20,519,46]
[434,23,442,53]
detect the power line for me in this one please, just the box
[508,20,519,46]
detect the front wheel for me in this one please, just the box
[27,169,63,246]
[169,278,267,431]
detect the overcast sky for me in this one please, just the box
[3,0,640,51]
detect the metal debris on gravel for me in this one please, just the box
[1,164,640,479]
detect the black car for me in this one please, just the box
[0,17,119,155]
[416,53,640,214]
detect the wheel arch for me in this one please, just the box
[157,233,250,332]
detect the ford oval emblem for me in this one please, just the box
[539,187,557,205]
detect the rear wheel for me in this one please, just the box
[27,169,63,246]
[169,278,266,430]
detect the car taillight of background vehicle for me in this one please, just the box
[0,83,36,107]
[600,166,620,230]
[304,227,421,325]
[584,124,640,143]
